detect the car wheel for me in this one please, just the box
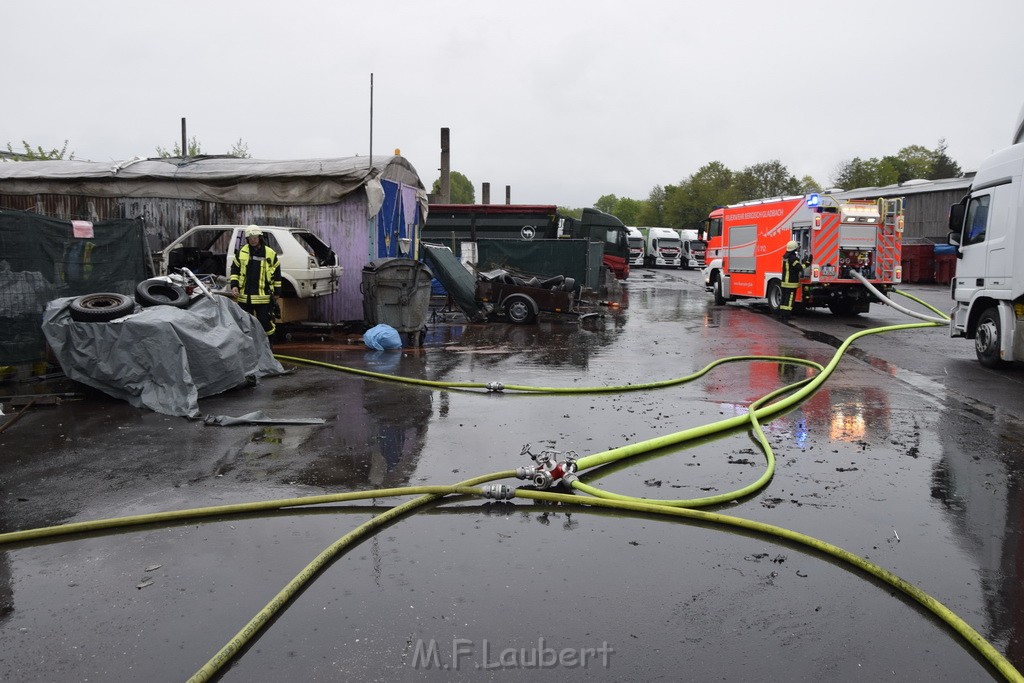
[713,277,727,305]
[69,293,136,322]
[136,279,190,308]
[975,307,1004,368]
[767,280,783,313]
[503,295,536,324]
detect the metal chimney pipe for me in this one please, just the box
[440,128,451,203]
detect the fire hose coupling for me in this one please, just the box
[533,470,554,489]
[486,381,505,393]
[515,465,540,480]
[482,484,517,500]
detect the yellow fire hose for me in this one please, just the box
[2,290,1018,682]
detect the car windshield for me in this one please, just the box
[294,232,337,267]
[175,229,232,252]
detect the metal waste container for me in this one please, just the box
[360,258,434,337]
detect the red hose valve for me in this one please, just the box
[517,445,579,489]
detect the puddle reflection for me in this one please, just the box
[699,305,892,446]
[933,409,1024,664]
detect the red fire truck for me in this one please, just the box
[702,193,903,315]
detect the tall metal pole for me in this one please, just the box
[181,117,186,157]
[369,73,374,171]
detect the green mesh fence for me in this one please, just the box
[0,209,148,367]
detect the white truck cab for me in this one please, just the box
[678,228,707,270]
[625,226,645,266]
[644,227,682,267]
[155,225,342,320]
[948,140,1024,367]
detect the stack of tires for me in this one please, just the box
[68,278,191,323]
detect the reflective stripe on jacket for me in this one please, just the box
[230,244,282,304]
[781,251,806,288]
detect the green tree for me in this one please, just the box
[636,185,667,226]
[611,197,643,226]
[929,138,962,179]
[156,136,204,158]
[733,160,801,201]
[228,138,252,159]
[557,206,583,220]
[831,141,963,188]
[895,144,934,180]
[875,156,905,185]
[665,161,738,229]
[830,157,881,190]
[4,139,74,160]
[430,170,475,204]
[594,194,618,214]
[156,136,252,158]
[799,175,822,193]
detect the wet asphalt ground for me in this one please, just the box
[2,268,1024,681]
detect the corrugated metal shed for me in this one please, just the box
[833,176,974,242]
[0,155,428,322]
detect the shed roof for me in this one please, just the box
[833,175,973,200]
[0,155,424,205]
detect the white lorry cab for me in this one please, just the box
[625,226,645,266]
[678,228,708,270]
[155,225,342,320]
[644,227,682,267]
[948,107,1024,367]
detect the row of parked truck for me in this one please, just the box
[625,226,707,270]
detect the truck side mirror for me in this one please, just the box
[948,202,966,234]
[948,200,966,257]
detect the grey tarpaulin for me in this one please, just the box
[42,295,284,418]
[204,411,327,426]
[0,156,424,207]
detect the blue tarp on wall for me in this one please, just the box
[377,180,402,258]
[375,180,420,259]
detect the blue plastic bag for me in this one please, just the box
[363,323,403,351]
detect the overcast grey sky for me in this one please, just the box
[4,0,1023,208]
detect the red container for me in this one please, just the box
[900,244,935,283]
[934,254,957,285]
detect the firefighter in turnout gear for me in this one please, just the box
[779,240,809,323]
[230,226,282,337]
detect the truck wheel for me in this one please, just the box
[766,280,783,313]
[975,307,1004,368]
[503,295,536,324]
[69,293,135,322]
[136,279,189,308]
[712,277,727,305]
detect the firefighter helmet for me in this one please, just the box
[245,226,263,238]
[786,240,798,252]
